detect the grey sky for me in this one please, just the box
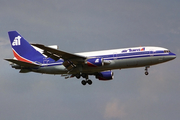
[0,0,180,120]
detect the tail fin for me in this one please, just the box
[8,31,45,63]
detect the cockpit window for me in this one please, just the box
[164,50,170,53]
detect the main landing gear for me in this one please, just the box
[81,79,92,86]
[76,74,92,85]
[145,66,150,75]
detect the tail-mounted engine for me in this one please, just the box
[85,58,104,67]
[96,71,114,81]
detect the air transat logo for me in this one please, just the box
[122,47,145,53]
[95,59,99,63]
[12,36,21,46]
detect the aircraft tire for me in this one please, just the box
[145,72,149,75]
[87,80,92,85]
[76,74,81,79]
[81,80,86,85]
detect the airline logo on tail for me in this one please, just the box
[12,36,21,46]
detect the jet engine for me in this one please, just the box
[86,58,104,67]
[96,71,114,81]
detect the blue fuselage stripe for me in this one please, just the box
[40,51,173,67]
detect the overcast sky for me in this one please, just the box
[0,0,180,120]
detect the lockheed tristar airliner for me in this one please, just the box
[5,31,176,85]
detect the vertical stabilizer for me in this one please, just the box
[8,31,44,63]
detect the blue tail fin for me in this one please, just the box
[8,31,45,63]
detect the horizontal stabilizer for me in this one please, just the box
[5,59,40,67]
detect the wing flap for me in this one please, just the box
[63,60,76,71]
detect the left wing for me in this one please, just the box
[32,44,87,71]
[32,44,86,61]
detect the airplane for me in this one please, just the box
[5,31,176,85]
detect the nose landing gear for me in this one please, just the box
[145,66,150,75]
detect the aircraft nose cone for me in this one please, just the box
[172,55,176,59]
[164,53,176,61]
[170,55,176,60]
[171,53,176,60]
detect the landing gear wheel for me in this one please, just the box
[76,74,81,79]
[81,80,86,85]
[82,73,87,79]
[81,79,92,85]
[145,72,149,75]
[145,66,150,76]
[87,80,92,85]
[80,74,92,85]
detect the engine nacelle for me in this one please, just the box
[86,58,104,67]
[96,71,114,81]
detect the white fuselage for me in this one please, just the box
[34,46,176,75]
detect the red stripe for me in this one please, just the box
[141,48,145,51]
[87,62,97,67]
[12,49,33,63]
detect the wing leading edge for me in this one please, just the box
[32,44,87,71]
[31,44,86,60]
